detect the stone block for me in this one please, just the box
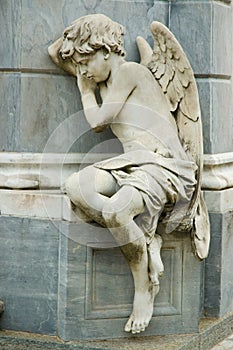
[196,79,211,154]
[0,74,21,151]
[19,73,81,152]
[170,2,211,75]
[0,190,63,220]
[196,79,232,154]
[0,217,59,334]
[203,154,233,191]
[58,222,202,341]
[212,2,232,76]
[212,80,232,153]
[170,1,232,76]
[0,0,21,69]
[204,189,233,317]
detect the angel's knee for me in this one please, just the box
[102,203,130,228]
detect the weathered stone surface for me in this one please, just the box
[0,0,21,69]
[212,80,232,153]
[202,153,233,190]
[212,2,232,76]
[204,207,233,317]
[196,79,211,154]
[2,313,233,350]
[0,217,59,335]
[170,1,232,157]
[0,74,21,152]
[170,2,211,74]
[19,73,81,152]
[170,1,232,76]
[196,79,232,154]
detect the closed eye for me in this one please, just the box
[79,60,88,65]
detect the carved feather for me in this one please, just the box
[148,21,199,123]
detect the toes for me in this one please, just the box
[131,321,148,334]
[132,324,140,334]
[124,316,133,332]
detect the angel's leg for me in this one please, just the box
[147,235,164,286]
[63,165,117,226]
[102,185,160,334]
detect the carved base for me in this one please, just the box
[58,222,203,340]
[0,216,203,340]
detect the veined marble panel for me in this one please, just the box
[0,217,59,334]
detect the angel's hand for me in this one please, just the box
[77,72,97,95]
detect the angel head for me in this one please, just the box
[60,14,126,61]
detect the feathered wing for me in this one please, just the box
[137,22,210,259]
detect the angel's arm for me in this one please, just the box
[79,63,137,132]
[48,37,77,77]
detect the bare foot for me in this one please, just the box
[124,282,159,334]
[147,235,164,285]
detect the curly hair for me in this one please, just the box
[63,14,126,57]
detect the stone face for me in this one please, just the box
[170,2,211,75]
[212,80,232,153]
[19,73,81,152]
[0,0,21,69]
[0,74,21,152]
[204,192,233,317]
[0,217,59,334]
[202,153,233,190]
[212,2,232,76]
[196,79,232,154]
[58,222,202,340]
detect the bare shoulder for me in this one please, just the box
[116,61,150,85]
[119,61,148,75]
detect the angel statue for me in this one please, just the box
[48,14,210,335]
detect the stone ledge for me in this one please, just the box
[1,312,233,350]
[1,151,233,190]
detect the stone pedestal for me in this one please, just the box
[0,214,203,340]
[58,222,202,340]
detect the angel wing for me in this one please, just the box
[137,22,210,259]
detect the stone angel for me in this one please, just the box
[48,14,210,334]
